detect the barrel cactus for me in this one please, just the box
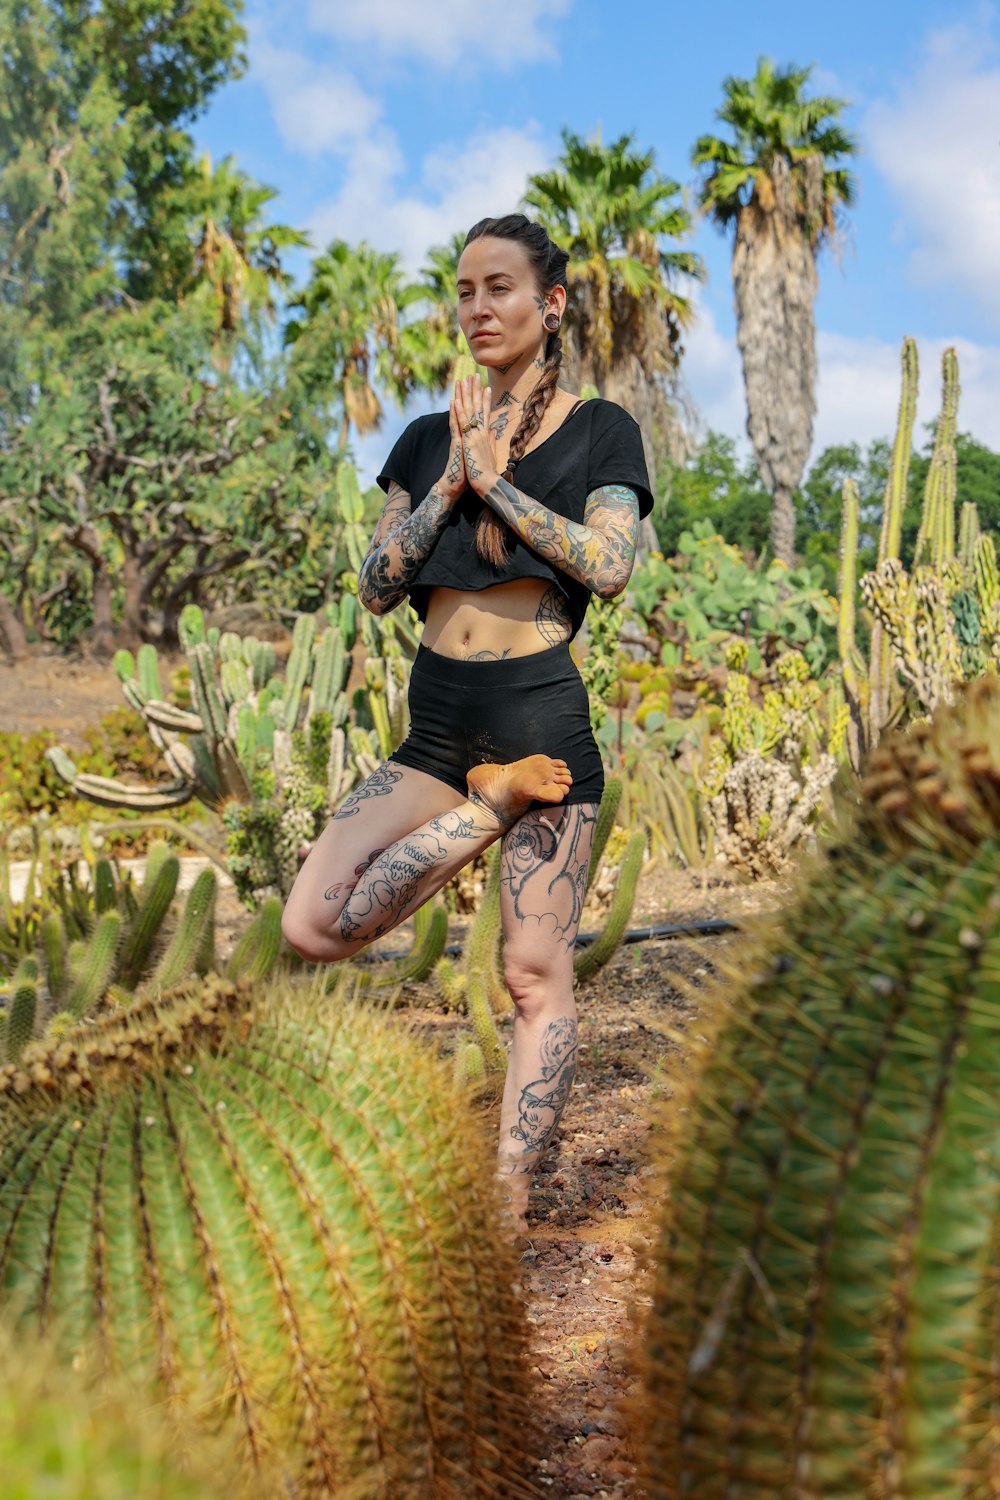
[0,973,538,1498]
[637,673,1000,1497]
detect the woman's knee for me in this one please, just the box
[280,903,351,965]
[502,948,574,1018]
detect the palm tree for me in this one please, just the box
[284,239,427,451]
[416,232,484,383]
[186,152,310,370]
[524,128,704,476]
[693,57,857,564]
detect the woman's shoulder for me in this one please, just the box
[577,396,641,432]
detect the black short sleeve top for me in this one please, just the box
[375,397,653,639]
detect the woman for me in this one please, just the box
[281,213,653,1233]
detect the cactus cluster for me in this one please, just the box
[637,674,1000,1497]
[46,591,423,907]
[0,844,227,1060]
[0,972,539,1499]
[698,641,844,877]
[1,838,291,1063]
[839,340,998,767]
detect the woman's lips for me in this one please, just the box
[471,331,499,342]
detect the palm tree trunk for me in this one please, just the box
[732,156,823,566]
[770,486,797,567]
[0,593,28,663]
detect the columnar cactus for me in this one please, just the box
[637,674,1000,1498]
[0,974,539,1499]
[839,341,995,765]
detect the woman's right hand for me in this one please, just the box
[437,396,468,502]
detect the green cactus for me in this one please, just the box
[5,981,38,1062]
[93,857,117,915]
[67,910,122,1017]
[637,673,1000,1499]
[0,974,538,1500]
[151,869,217,990]
[0,1317,254,1500]
[573,830,645,982]
[226,896,285,983]
[40,913,68,1004]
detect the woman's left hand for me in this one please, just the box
[454,374,498,496]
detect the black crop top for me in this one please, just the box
[375,396,653,639]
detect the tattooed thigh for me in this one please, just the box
[500,803,597,946]
[332,762,404,821]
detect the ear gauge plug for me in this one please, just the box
[544,313,561,332]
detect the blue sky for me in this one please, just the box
[194,0,1000,483]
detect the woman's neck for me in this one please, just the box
[487,343,548,408]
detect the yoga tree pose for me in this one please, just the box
[282,213,652,1234]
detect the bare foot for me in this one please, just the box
[468,755,573,821]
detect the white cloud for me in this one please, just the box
[307,124,552,267]
[249,31,383,156]
[866,17,1000,325]
[680,296,1000,463]
[303,0,572,69]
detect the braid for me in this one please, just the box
[474,330,564,566]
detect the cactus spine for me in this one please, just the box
[638,674,1000,1499]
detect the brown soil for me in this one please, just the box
[3,646,787,1499]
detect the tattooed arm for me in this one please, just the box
[475,477,641,600]
[357,481,457,615]
[358,399,470,615]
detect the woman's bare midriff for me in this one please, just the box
[420,579,570,660]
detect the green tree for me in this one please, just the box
[693,57,857,565]
[524,128,704,482]
[904,430,1000,554]
[653,431,770,558]
[795,439,889,591]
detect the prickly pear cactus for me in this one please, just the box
[0,974,538,1499]
[638,674,1000,1499]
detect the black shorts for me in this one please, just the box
[389,640,605,808]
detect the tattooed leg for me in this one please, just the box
[496,803,597,1233]
[281,762,513,964]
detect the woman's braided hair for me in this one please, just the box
[462,214,569,566]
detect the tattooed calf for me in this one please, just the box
[510,1016,579,1155]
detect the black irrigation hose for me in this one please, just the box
[353,917,739,965]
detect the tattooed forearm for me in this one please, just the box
[357,481,453,614]
[509,1015,579,1155]
[481,479,640,599]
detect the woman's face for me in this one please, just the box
[456,236,553,369]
